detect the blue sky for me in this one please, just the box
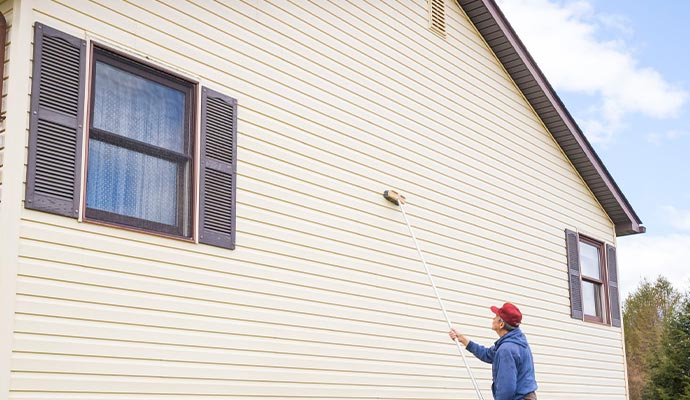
[497,0,690,298]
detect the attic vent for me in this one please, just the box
[428,0,446,37]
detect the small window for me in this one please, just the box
[565,229,621,326]
[85,48,195,238]
[579,238,607,322]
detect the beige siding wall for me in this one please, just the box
[0,1,10,202]
[9,0,622,399]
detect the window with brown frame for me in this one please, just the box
[565,229,621,326]
[85,47,196,238]
[25,22,238,249]
[579,237,607,322]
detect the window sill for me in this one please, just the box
[83,217,196,244]
[583,315,609,326]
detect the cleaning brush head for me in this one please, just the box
[383,190,405,206]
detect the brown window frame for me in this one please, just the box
[579,236,610,324]
[27,23,237,250]
[83,45,197,239]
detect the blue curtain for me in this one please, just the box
[86,62,186,226]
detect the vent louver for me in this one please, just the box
[429,0,446,37]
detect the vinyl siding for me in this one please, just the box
[11,0,623,399]
[0,2,10,203]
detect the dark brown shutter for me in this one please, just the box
[565,229,583,320]
[199,87,237,249]
[25,23,86,217]
[606,244,621,327]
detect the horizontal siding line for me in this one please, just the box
[296,0,570,160]
[536,379,626,388]
[13,330,625,370]
[39,2,608,231]
[17,275,615,355]
[11,350,623,378]
[237,204,570,293]
[387,0,519,94]
[13,312,622,361]
[13,331,625,372]
[16,284,468,344]
[20,198,575,297]
[15,269,462,334]
[184,0,544,136]
[238,113,610,235]
[13,272,569,347]
[17,245,449,315]
[239,183,570,274]
[12,313,621,365]
[15,251,618,347]
[11,332,464,369]
[16,227,584,336]
[237,168,571,267]
[10,373,479,392]
[12,352,461,380]
[18,220,570,306]
[18,226,578,331]
[17,235,455,312]
[15,252,582,340]
[14,309,470,359]
[18,235,598,333]
[200,1,588,185]
[239,214,570,298]
[309,0,538,126]
[13,268,619,349]
[443,2,508,67]
[18,219,570,312]
[238,124,612,240]
[356,0,539,127]
[238,162,608,256]
[239,138,610,239]
[9,369,621,392]
[90,0,596,199]
[8,352,620,387]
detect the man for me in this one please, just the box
[449,302,537,400]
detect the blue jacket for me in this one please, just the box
[466,329,537,400]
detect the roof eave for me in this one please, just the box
[456,0,645,237]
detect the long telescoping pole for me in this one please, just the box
[385,190,485,400]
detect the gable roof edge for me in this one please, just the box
[456,0,645,236]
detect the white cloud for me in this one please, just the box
[661,206,690,231]
[617,234,690,299]
[496,0,687,143]
[646,129,688,145]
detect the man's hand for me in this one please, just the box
[449,327,470,346]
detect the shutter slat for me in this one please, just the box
[607,244,622,327]
[565,229,584,320]
[25,23,86,218]
[199,87,237,249]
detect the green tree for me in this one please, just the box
[643,295,690,400]
[623,277,681,400]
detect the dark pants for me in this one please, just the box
[522,392,537,400]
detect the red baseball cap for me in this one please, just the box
[491,302,522,327]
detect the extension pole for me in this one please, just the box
[384,190,485,400]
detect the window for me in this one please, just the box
[579,237,606,322]
[85,48,195,237]
[565,229,621,326]
[25,23,237,249]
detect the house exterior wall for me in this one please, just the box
[0,1,11,202]
[2,0,625,399]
